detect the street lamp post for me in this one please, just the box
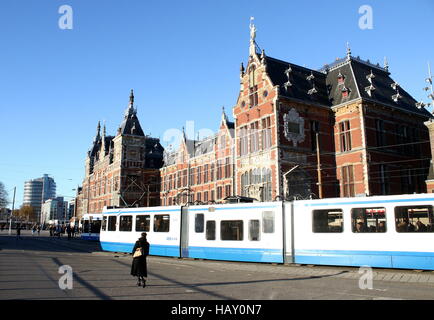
[283,165,299,201]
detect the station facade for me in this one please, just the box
[76,23,432,214]
[159,22,431,205]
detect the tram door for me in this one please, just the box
[180,207,189,258]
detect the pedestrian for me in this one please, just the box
[56,224,62,238]
[16,224,22,240]
[131,232,150,288]
[37,225,41,236]
[66,225,72,240]
[32,225,36,236]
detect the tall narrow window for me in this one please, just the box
[225,185,231,198]
[204,164,209,183]
[183,169,187,187]
[341,165,355,197]
[249,122,259,153]
[190,168,195,186]
[249,66,258,108]
[261,117,272,150]
[225,158,231,178]
[217,160,222,180]
[210,163,215,181]
[239,126,249,156]
[376,119,385,147]
[197,166,201,185]
[339,120,352,152]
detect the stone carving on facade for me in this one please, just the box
[247,184,263,201]
[283,108,305,147]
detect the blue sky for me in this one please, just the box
[0,0,433,206]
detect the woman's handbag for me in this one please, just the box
[133,247,142,258]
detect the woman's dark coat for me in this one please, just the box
[131,238,149,277]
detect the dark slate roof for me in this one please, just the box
[193,136,215,157]
[162,135,217,167]
[119,112,145,136]
[264,53,431,118]
[349,58,431,117]
[264,56,330,107]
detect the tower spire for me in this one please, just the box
[346,42,351,60]
[129,89,134,106]
[125,89,136,118]
[94,121,101,142]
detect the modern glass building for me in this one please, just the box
[23,174,56,223]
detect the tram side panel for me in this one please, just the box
[100,206,182,257]
[292,195,434,270]
[185,202,284,263]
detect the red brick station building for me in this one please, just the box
[76,22,434,216]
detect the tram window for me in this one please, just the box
[395,206,434,233]
[249,220,260,241]
[351,207,386,233]
[221,220,243,241]
[206,221,215,240]
[83,220,90,233]
[312,209,343,233]
[262,211,274,233]
[91,220,101,234]
[101,217,107,231]
[108,216,117,231]
[154,215,170,232]
[195,214,204,233]
[119,216,133,232]
[136,215,150,232]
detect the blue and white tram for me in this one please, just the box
[100,206,183,256]
[99,193,434,271]
[290,194,434,270]
[185,202,284,263]
[80,213,102,241]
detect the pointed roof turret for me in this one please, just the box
[119,89,145,136]
[94,121,101,142]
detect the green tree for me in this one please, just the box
[0,182,8,209]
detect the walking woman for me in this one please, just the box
[131,232,149,287]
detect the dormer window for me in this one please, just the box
[285,66,292,78]
[308,85,317,95]
[365,85,376,97]
[341,86,350,98]
[366,70,375,84]
[306,72,315,81]
[391,82,399,90]
[337,72,345,84]
[284,80,292,90]
[392,91,402,102]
